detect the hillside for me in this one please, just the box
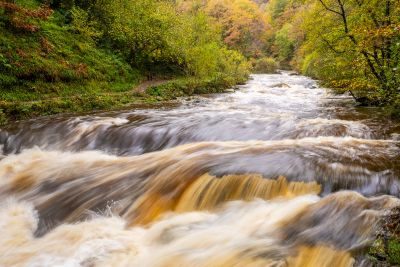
[0,0,250,123]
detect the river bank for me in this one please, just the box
[0,1,250,126]
[0,75,246,126]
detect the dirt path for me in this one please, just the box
[132,79,169,94]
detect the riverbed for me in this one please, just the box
[1,73,399,266]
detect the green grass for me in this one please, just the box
[146,75,245,100]
[0,4,248,125]
[0,7,140,91]
[368,207,400,265]
[386,95,400,119]
[0,75,241,125]
[0,6,143,124]
[1,91,142,120]
[369,238,400,265]
[387,239,400,264]
[1,81,137,101]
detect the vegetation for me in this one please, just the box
[0,0,250,124]
[177,0,399,115]
[263,0,400,114]
[1,0,400,122]
[251,57,279,73]
[369,207,400,265]
[0,1,399,263]
[0,76,239,122]
[178,0,273,60]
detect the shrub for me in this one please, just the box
[0,108,7,125]
[252,57,279,74]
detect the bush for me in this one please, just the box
[0,109,7,125]
[252,57,279,74]
[387,96,400,119]
[146,76,237,100]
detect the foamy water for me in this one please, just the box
[0,73,399,266]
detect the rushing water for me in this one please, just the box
[1,73,400,266]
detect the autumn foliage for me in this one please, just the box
[179,0,271,59]
[0,1,52,32]
[263,0,400,108]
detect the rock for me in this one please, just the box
[391,133,400,141]
[271,83,290,88]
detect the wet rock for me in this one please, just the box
[271,83,291,88]
[391,133,400,141]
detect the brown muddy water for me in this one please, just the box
[0,73,400,266]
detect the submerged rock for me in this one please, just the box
[271,82,291,88]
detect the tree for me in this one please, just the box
[308,0,400,98]
[202,0,271,58]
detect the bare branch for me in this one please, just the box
[317,0,342,16]
[318,33,346,54]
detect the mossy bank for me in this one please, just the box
[0,0,250,125]
[0,76,247,125]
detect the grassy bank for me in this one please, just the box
[0,75,246,125]
[0,1,250,125]
[0,1,140,124]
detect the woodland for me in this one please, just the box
[0,0,399,122]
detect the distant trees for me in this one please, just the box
[178,0,271,59]
[264,0,300,68]
[37,0,249,79]
[205,0,270,58]
[264,0,400,105]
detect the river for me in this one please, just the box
[0,73,399,266]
